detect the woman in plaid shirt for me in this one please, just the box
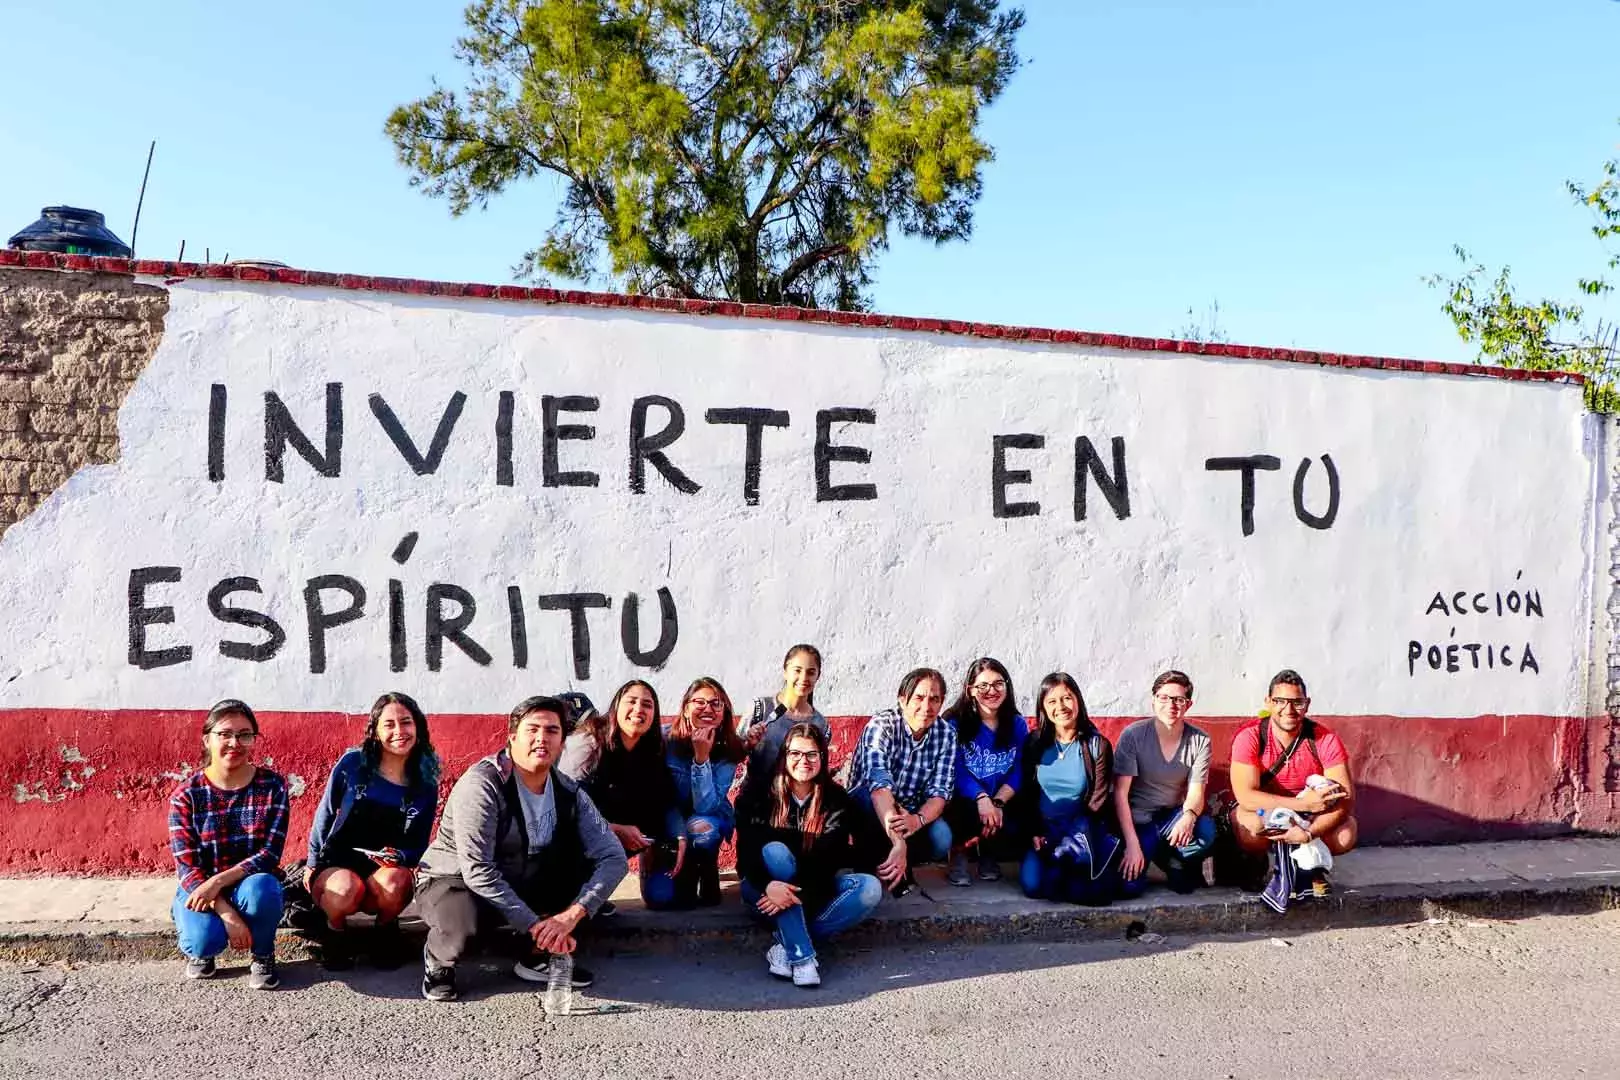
[167,699,289,989]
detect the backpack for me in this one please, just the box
[1256,718,1322,793]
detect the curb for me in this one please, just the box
[3,877,1614,966]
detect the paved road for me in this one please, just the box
[3,911,1618,1079]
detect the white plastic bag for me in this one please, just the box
[1290,838,1334,872]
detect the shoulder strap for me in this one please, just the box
[1300,719,1323,773]
[1259,720,1314,789]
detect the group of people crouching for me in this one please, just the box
[167,645,1357,999]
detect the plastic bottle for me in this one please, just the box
[543,952,573,1018]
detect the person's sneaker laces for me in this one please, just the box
[946,852,973,887]
[790,958,821,988]
[247,957,280,991]
[766,942,791,979]
[513,954,595,988]
[182,956,216,980]
[421,964,458,1002]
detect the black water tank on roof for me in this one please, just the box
[7,206,131,257]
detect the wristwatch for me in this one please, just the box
[990,797,1007,809]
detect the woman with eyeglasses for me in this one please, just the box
[1012,673,1122,905]
[1113,670,1216,896]
[560,680,688,910]
[663,677,747,907]
[303,691,442,968]
[734,723,883,987]
[941,658,1028,887]
[167,699,289,989]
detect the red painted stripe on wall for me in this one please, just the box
[1,708,1613,874]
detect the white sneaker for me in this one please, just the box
[791,958,821,988]
[766,943,791,979]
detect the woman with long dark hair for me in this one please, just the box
[735,723,883,987]
[305,691,441,968]
[664,677,747,906]
[560,679,687,909]
[168,699,288,989]
[740,644,828,797]
[941,657,1028,887]
[1013,673,1122,905]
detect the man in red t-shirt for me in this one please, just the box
[1229,669,1358,873]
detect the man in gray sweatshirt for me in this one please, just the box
[416,695,628,1002]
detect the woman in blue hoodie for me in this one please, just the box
[305,691,441,967]
[942,657,1028,887]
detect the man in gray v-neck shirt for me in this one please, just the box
[1114,670,1216,896]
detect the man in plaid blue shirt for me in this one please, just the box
[846,667,957,897]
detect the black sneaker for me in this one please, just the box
[512,954,595,988]
[368,921,404,970]
[311,932,354,971]
[183,956,216,980]
[890,872,917,899]
[422,965,458,1002]
[977,855,1003,882]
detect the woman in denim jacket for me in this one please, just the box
[305,692,441,967]
[664,677,746,906]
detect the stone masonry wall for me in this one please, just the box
[0,267,167,538]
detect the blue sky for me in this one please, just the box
[3,0,1617,361]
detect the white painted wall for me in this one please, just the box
[0,280,1598,718]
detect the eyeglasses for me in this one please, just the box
[785,749,822,761]
[1269,697,1309,712]
[210,730,257,744]
[1154,695,1192,708]
[688,699,724,712]
[971,680,1007,694]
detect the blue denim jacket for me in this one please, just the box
[306,748,438,868]
[663,731,739,837]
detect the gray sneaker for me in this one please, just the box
[183,956,216,980]
[946,851,973,887]
[247,956,280,990]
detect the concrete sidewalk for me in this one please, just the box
[3,836,1618,964]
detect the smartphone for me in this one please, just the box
[354,847,395,861]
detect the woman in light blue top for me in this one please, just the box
[1013,672,1121,906]
[664,677,746,906]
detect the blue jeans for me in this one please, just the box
[1118,809,1217,898]
[685,813,732,851]
[848,784,952,866]
[740,842,883,964]
[171,873,284,959]
[1018,817,1123,905]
